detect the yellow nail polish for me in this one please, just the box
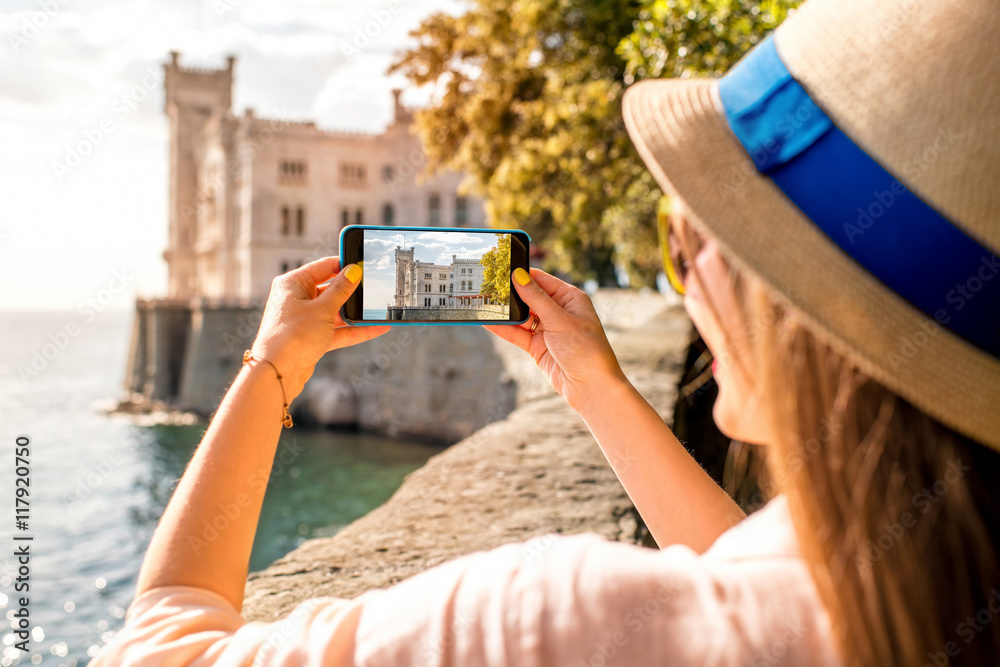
[513,268,530,286]
[345,264,363,283]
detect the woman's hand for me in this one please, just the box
[251,256,389,400]
[484,268,627,413]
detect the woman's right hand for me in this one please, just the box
[483,268,628,413]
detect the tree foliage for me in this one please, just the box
[479,233,512,305]
[391,0,800,287]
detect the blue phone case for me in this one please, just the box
[338,224,531,327]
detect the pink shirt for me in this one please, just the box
[92,495,841,666]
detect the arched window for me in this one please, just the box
[383,203,394,226]
[281,206,290,235]
[296,207,305,235]
[455,196,468,225]
[428,193,441,226]
[461,280,466,290]
[449,283,453,292]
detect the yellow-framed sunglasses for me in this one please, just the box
[656,195,692,296]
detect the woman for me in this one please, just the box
[94,0,1000,664]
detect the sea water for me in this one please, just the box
[0,310,442,664]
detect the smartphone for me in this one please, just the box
[339,225,532,325]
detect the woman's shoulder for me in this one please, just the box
[702,493,803,560]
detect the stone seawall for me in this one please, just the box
[118,289,676,443]
[241,300,693,622]
[387,304,509,321]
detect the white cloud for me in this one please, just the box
[0,0,465,310]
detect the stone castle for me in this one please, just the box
[384,248,507,321]
[162,51,484,300]
[122,52,488,411]
[392,249,489,307]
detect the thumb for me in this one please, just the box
[319,263,363,308]
[511,268,563,322]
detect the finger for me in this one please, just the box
[318,263,363,309]
[483,323,533,354]
[511,268,564,322]
[525,267,587,309]
[527,267,570,296]
[317,286,348,326]
[295,256,341,288]
[330,324,390,350]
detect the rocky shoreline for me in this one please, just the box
[242,297,694,622]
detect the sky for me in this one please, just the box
[362,229,500,309]
[0,0,465,311]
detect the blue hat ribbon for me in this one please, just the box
[717,35,1000,360]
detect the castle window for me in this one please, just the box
[279,160,307,184]
[455,196,468,225]
[439,274,446,280]
[296,207,305,235]
[424,284,431,292]
[281,206,290,235]
[424,272,432,278]
[461,280,467,290]
[424,297,431,306]
[439,285,445,292]
[355,209,363,225]
[383,203,394,226]
[439,298,446,306]
[383,166,394,182]
[341,208,349,227]
[450,284,453,292]
[428,193,441,226]
[281,261,289,274]
[340,163,368,188]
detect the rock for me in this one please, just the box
[297,377,358,426]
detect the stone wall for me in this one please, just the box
[387,304,510,321]
[118,289,677,442]
[241,301,693,622]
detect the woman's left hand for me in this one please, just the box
[251,256,389,400]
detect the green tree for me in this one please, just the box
[617,0,798,81]
[479,233,512,305]
[391,0,799,287]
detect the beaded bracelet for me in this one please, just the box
[242,350,294,428]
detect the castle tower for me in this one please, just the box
[163,51,235,298]
[394,246,415,307]
[390,89,411,127]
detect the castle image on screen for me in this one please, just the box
[361,230,511,321]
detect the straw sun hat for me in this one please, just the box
[623,0,1000,452]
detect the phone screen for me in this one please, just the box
[346,227,528,324]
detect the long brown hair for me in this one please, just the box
[679,206,1000,666]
